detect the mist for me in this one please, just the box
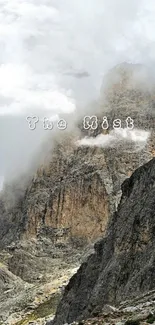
[0,0,155,185]
[77,129,150,152]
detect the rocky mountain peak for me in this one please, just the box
[0,63,155,324]
[0,63,155,249]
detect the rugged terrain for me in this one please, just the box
[0,63,155,324]
[52,158,155,325]
[1,63,155,248]
[54,289,155,325]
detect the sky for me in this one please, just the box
[0,0,155,184]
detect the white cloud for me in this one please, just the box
[0,0,155,177]
[0,0,155,117]
[77,129,150,151]
[0,63,75,116]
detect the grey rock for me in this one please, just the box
[52,158,155,325]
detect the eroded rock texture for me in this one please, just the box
[0,63,155,249]
[0,63,155,324]
[52,158,155,325]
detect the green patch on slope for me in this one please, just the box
[15,293,60,325]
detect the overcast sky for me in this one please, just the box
[0,0,155,183]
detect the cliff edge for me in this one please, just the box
[52,158,155,325]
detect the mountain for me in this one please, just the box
[0,63,155,248]
[49,289,155,325]
[0,62,155,324]
[52,157,155,325]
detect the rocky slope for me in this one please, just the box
[0,237,82,324]
[53,289,155,325]
[15,63,155,245]
[1,63,155,249]
[52,158,155,325]
[0,63,155,324]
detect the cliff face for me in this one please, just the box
[21,142,112,244]
[0,63,155,324]
[52,158,155,325]
[0,63,155,248]
[18,63,155,245]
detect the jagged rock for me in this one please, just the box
[0,63,155,250]
[52,158,155,325]
[0,63,155,324]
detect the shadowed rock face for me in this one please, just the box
[52,158,155,325]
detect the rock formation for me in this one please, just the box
[52,157,155,325]
[0,63,155,249]
[49,289,155,325]
[0,63,155,324]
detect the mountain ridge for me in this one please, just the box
[52,157,155,325]
[0,63,155,324]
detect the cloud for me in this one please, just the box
[0,63,76,116]
[77,129,150,151]
[0,0,155,182]
[0,0,155,117]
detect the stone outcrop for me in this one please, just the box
[21,141,112,244]
[0,63,155,324]
[48,289,155,325]
[0,63,155,249]
[52,158,155,325]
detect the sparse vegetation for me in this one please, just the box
[125,319,140,325]
[147,313,155,324]
[14,293,60,325]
